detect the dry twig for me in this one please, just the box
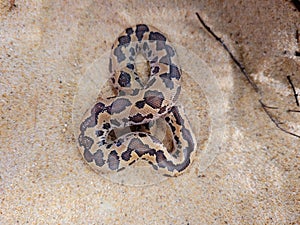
[196,12,300,138]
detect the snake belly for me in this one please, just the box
[78,24,196,176]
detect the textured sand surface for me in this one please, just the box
[0,1,299,224]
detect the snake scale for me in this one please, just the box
[78,24,196,176]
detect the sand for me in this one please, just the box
[0,1,299,224]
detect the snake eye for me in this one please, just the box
[151,66,160,75]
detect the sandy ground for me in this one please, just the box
[0,0,299,224]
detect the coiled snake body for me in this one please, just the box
[78,24,196,176]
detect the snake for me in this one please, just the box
[78,24,196,176]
